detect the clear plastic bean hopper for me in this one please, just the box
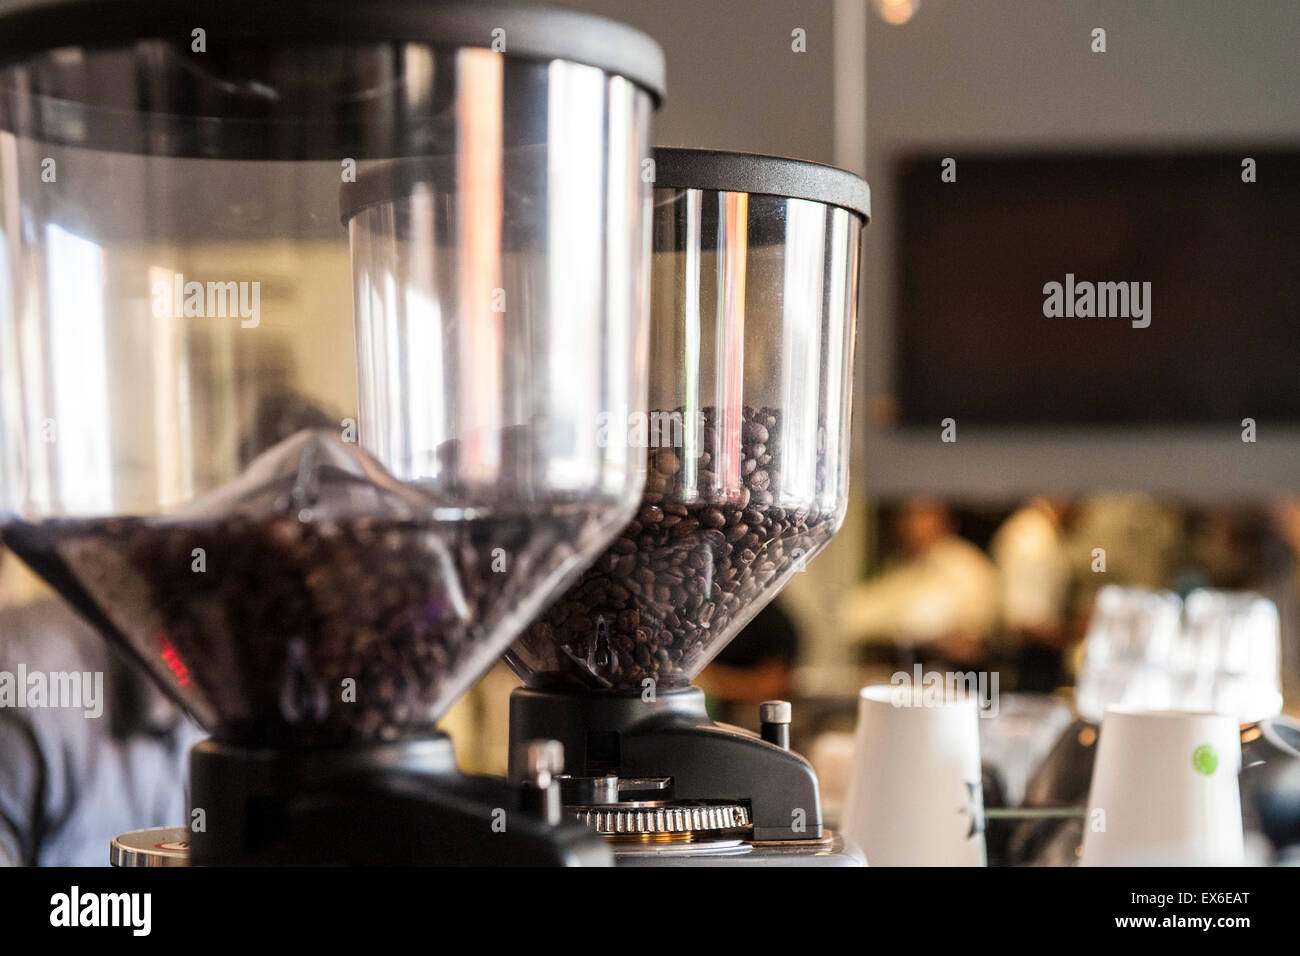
[506,148,871,865]
[0,0,662,865]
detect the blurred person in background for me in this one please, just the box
[1183,507,1269,592]
[990,497,1074,691]
[1064,492,1185,615]
[839,498,1000,671]
[0,545,199,865]
[1273,500,1300,560]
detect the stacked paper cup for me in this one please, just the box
[1081,708,1244,866]
[842,684,987,866]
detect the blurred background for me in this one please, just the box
[1,0,1296,855]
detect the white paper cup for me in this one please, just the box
[1081,708,1244,866]
[842,684,986,866]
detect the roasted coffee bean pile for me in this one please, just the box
[509,406,834,689]
[3,506,598,743]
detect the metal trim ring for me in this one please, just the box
[109,827,191,867]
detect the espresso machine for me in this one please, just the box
[0,0,664,865]
[505,148,871,864]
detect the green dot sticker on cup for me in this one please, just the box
[1192,744,1219,776]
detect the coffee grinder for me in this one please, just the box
[506,148,870,864]
[0,0,664,865]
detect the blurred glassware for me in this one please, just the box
[1075,586,1181,721]
[978,693,1073,808]
[1180,590,1282,721]
[1002,717,1096,866]
[1075,585,1281,724]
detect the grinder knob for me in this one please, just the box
[760,700,792,750]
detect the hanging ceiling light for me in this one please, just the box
[873,0,920,26]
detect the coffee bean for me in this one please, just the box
[510,405,832,690]
[5,493,603,744]
[653,448,681,476]
[639,505,664,524]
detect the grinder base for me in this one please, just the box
[188,734,611,865]
[509,685,827,843]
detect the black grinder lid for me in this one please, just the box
[0,0,665,159]
[0,0,666,103]
[652,147,871,222]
